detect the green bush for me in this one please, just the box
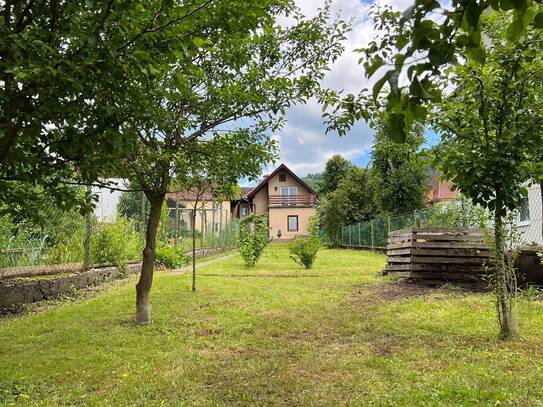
[289,236,321,269]
[155,245,190,269]
[91,219,142,265]
[238,214,269,267]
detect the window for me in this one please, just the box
[280,187,298,196]
[214,222,220,232]
[241,207,249,216]
[279,174,286,182]
[287,215,298,231]
[518,197,530,223]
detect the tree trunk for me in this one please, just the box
[494,205,518,340]
[135,191,165,325]
[192,209,197,292]
[540,182,543,244]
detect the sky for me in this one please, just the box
[258,0,432,181]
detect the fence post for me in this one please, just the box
[175,201,179,246]
[370,219,374,250]
[387,215,391,236]
[141,191,146,249]
[358,223,361,247]
[200,208,205,257]
[83,185,92,271]
[218,206,223,248]
[210,203,216,252]
[348,225,352,246]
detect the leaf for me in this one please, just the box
[534,12,543,28]
[365,56,385,78]
[372,74,389,100]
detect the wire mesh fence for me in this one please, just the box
[0,191,239,277]
[341,188,543,249]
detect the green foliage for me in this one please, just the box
[302,173,323,191]
[320,167,380,247]
[155,246,190,269]
[318,155,354,195]
[237,214,269,267]
[288,236,321,269]
[371,125,428,214]
[90,220,142,266]
[118,190,148,225]
[324,1,543,140]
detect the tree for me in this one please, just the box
[1,1,235,211]
[120,2,348,324]
[320,167,379,246]
[318,155,354,195]
[323,2,543,140]
[434,17,543,340]
[302,173,323,191]
[371,125,428,214]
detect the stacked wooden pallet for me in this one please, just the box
[386,227,493,287]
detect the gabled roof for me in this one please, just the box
[246,163,317,198]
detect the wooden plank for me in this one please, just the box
[411,234,485,242]
[387,257,412,263]
[386,263,486,272]
[386,248,412,256]
[389,241,489,250]
[411,227,484,234]
[410,248,492,257]
[410,256,487,264]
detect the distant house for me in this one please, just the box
[92,178,128,222]
[235,163,317,240]
[426,168,459,204]
[516,182,543,245]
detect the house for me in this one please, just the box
[237,163,317,240]
[167,188,231,233]
[92,178,129,222]
[426,168,459,204]
[515,182,543,245]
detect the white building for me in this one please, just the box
[516,183,543,245]
[92,178,129,223]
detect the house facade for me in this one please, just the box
[236,164,317,240]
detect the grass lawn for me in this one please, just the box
[2,245,543,406]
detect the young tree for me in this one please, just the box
[318,155,354,195]
[120,2,348,324]
[371,125,428,214]
[434,17,543,340]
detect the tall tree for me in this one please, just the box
[320,167,379,246]
[120,2,348,324]
[434,16,543,339]
[322,2,543,140]
[318,154,353,195]
[371,125,428,214]
[0,0,245,212]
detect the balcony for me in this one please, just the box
[268,194,316,208]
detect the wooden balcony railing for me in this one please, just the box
[268,195,316,207]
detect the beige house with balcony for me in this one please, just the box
[234,163,317,240]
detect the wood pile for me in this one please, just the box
[386,227,493,288]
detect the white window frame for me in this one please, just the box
[280,187,298,196]
[287,215,298,232]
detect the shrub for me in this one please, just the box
[289,236,321,269]
[155,245,190,269]
[91,219,141,265]
[238,214,269,267]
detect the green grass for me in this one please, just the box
[1,245,543,406]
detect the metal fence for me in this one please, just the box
[0,191,238,277]
[341,191,543,249]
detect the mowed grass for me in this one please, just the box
[2,245,543,406]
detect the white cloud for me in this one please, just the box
[274,0,412,177]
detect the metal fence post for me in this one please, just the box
[387,215,391,236]
[370,219,374,250]
[358,223,361,247]
[348,225,352,246]
[83,185,92,271]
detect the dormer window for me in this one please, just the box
[279,174,286,182]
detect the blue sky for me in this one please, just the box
[253,0,439,182]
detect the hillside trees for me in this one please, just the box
[318,154,353,195]
[119,2,348,324]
